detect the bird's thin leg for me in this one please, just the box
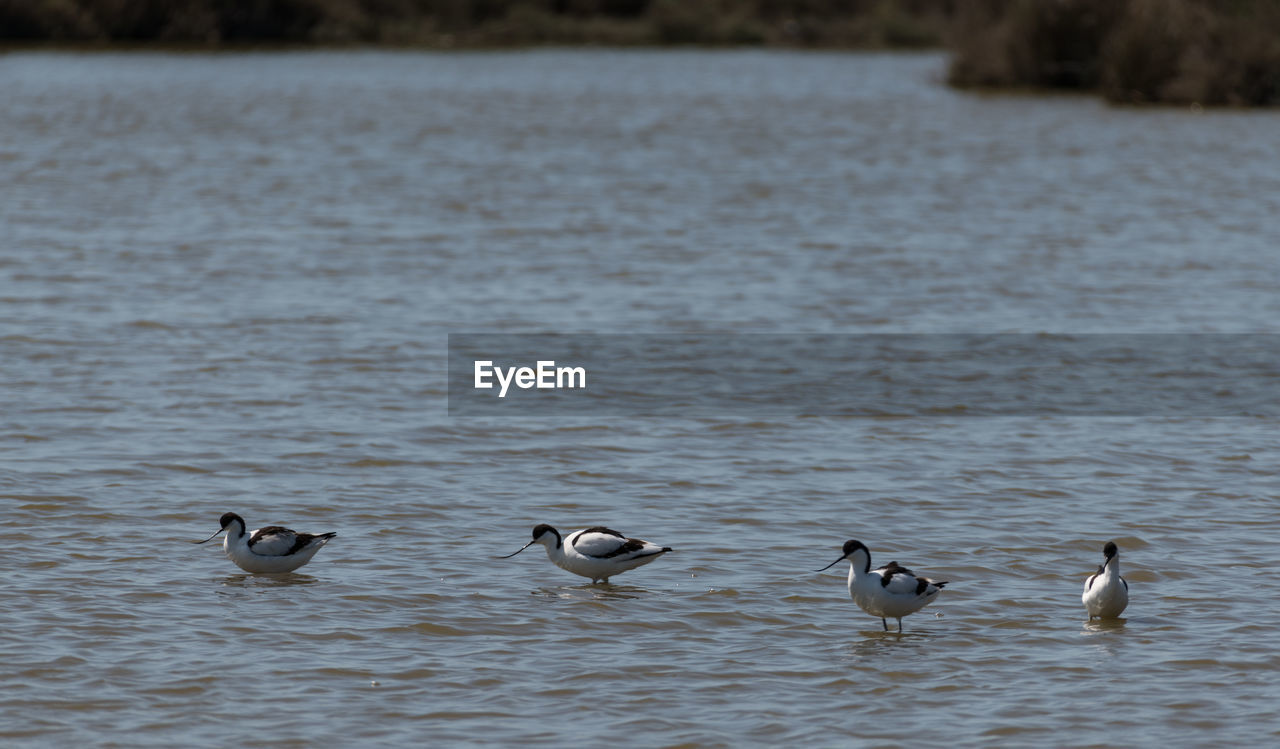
[881,618,888,631]
[897,619,903,633]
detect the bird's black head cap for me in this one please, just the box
[842,539,869,557]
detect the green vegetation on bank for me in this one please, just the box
[949,0,1280,106]
[0,0,949,48]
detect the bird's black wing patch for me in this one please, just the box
[880,561,917,588]
[248,526,299,555]
[1085,563,1106,591]
[250,527,334,555]
[249,526,292,544]
[601,538,647,558]
[573,528,656,558]
[578,527,637,558]
[581,526,626,539]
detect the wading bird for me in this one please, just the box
[816,539,948,632]
[194,512,336,574]
[1082,541,1128,618]
[501,524,671,584]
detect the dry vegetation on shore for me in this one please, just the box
[0,0,950,48]
[949,0,1280,106]
[2,0,1279,106]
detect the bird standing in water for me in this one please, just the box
[816,539,948,632]
[1082,541,1128,618]
[194,512,336,574]
[501,524,671,584]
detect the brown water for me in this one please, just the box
[2,50,1279,746]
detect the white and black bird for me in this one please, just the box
[194,512,336,574]
[816,539,948,632]
[1082,541,1128,618]
[501,524,672,584]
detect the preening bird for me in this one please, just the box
[1082,541,1128,618]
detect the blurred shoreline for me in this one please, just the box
[2,0,1278,107]
[0,1,950,50]
[950,0,1280,107]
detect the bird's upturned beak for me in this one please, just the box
[192,528,225,545]
[814,555,847,573]
[498,540,537,559]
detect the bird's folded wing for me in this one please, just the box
[570,529,633,557]
[882,570,929,596]
[247,527,300,556]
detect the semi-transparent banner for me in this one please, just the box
[447,334,1279,416]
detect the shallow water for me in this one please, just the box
[2,50,1279,746]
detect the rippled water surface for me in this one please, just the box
[2,50,1280,746]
